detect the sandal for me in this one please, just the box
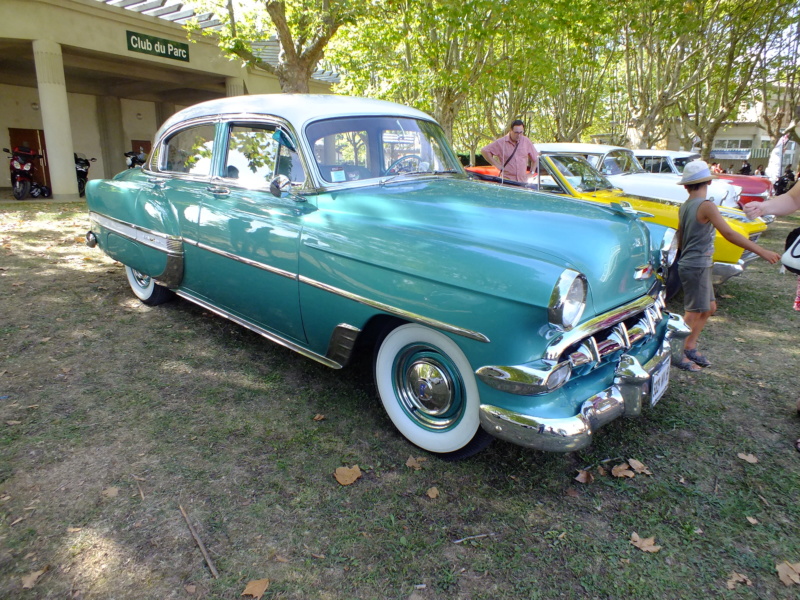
[675,359,702,372]
[684,348,712,368]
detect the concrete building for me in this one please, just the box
[0,0,335,199]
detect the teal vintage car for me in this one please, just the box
[85,94,688,459]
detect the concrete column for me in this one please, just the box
[226,77,245,97]
[97,96,126,177]
[33,39,78,200]
[156,102,176,129]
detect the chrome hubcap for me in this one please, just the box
[393,344,464,431]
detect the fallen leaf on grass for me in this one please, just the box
[312,414,325,421]
[39,337,51,343]
[630,532,661,553]
[565,488,580,498]
[627,458,652,475]
[334,465,362,486]
[612,463,635,478]
[10,516,26,526]
[21,566,49,589]
[726,571,752,589]
[426,487,439,499]
[311,553,325,559]
[734,337,746,343]
[274,554,289,563]
[6,421,22,426]
[67,527,81,533]
[102,487,119,498]
[241,578,269,598]
[574,470,594,484]
[184,584,196,593]
[406,456,427,470]
[746,516,759,525]
[737,453,758,464]
[597,466,608,476]
[776,561,800,586]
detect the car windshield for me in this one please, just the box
[305,116,463,184]
[546,155,615,193]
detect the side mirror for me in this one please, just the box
[269,174,292,198]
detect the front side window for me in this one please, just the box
[306,116,462,184]
[222,124,306,187]
[602,151,642,175]
[161,124,216,175]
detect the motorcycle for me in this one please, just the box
[3,146,50,200]
[74,153,97,197]
[124,149,146,169]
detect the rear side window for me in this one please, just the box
[160,124,216,175]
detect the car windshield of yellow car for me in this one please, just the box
[548,155,615,193]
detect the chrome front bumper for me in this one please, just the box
[712,260,744,286]
[478,312,690,453]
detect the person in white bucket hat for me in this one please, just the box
[675,161,781,371]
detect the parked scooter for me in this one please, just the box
[3,146,50,200]
[74,153,97,197]
[124,149,146,169]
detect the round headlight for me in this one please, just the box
[548,270,587,331]
[660,228,678,267]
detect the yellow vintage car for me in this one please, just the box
[468,153,767,288]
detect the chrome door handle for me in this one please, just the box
[207,186,230,196]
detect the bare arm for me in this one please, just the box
[743,184,800,218]
[701,202,781,264]
[480,147,503,172]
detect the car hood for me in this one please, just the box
[605,172,740,207]
[309,178,657,316]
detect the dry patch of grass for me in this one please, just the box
[1,203,799,599]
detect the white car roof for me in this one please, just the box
[157,94,435,136]
[536,143,631,155]
[634,149,701,159]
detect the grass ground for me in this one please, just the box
[1,202,799,599]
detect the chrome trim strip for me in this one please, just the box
[297,275,490,344]
[544,292,658,361]
[183,236,297,280]
[90,212,181,254]
[174,290,343,370]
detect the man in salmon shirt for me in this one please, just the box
[480,120,539,183]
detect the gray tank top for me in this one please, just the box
[678,198,715,268]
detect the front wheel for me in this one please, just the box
[78,178,86,197]
[13,180,30,200]
[125,266,174,306]
[374,323,492,460]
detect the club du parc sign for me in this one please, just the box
[127,31,189,62]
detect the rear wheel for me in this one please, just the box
[374,323,493,460]
[13,180,30,200]
[125,266,174,305]
[78,179,86,197]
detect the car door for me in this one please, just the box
[190,121,309,342]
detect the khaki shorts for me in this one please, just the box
[678,264,715,312]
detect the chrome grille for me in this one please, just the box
[565,295,665,370]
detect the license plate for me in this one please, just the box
[650,360,670,407]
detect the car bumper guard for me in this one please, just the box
[478,312,690,452]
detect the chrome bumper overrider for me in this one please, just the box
[712,260,744,285]
[478,313,689,452]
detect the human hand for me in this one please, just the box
[743,200,765,219]
[761,250,781,264]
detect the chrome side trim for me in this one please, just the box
[174,290,343,370]
[298,275,490,343]
[183,236,297,280]
[90,212,181,254]
[90,212,184,288]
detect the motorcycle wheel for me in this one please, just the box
[78,179,86,197]
[40,186,51,198]
[13,180,30,200]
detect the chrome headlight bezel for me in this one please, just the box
[659,227,678,268]
[548,270,587,332]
